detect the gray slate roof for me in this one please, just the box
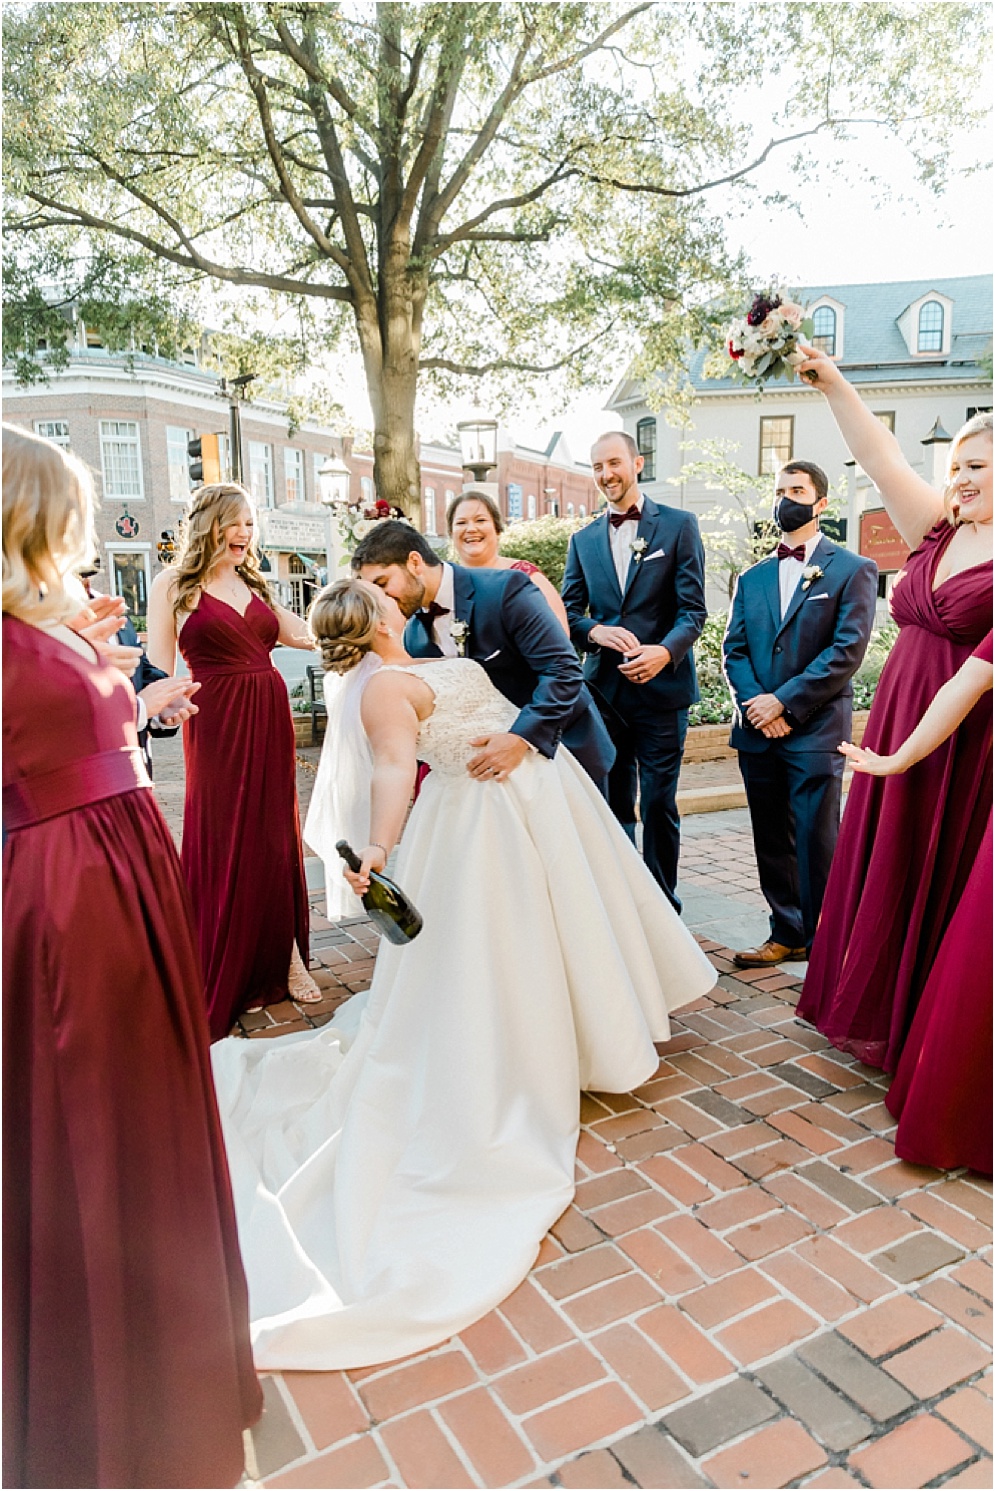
[691,274,992,391]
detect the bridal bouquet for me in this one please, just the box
[724,289,814,386]
[335,496,409,556]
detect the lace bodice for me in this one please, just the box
[383,658,518,775]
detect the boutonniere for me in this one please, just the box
[801,564,824,592]
[450,619,469,657]
[631,537,648,563]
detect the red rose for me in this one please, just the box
[728,340,744,360]
[375,499,391,514]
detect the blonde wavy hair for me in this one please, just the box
[170,483,274,616]
[308,578,386,674]
[944,412,993,526]
[2,423,95,625]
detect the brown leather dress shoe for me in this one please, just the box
[733,939,808,968]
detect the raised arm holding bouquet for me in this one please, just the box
[791,347,992,1075]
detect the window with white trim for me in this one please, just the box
[527,493,537,519]
[423,487,437,534]
[34,419,70,449]
[917,300,944,353]
[759,416,794,476]
[361,475,375,505]
[99,420,144,500]
[166,425,194,502]
[248,441,274,508]
[284,447,304,504]
[636,417,656,481]
[812,305,837,356]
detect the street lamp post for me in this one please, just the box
[456,414,499,498]
[921,416,953,489]
[318,450,353,581]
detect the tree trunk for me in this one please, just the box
[352,225,427,517]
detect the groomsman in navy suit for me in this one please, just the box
[562,431,707,911]
[722,461,877,966]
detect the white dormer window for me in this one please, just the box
[812,305,837,355]
[897,290,954,357]
[807,295,845,359]
[917,300,944,353]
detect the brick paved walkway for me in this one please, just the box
[147,737,993,1490]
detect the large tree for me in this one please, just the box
[3,1,988,508]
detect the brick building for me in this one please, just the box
[3,337,604,622]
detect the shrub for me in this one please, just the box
[495,513,593,589]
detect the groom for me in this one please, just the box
[722,460,877,966]
[352,520,615,786]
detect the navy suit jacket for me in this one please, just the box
[561,495,707,712]
[722,536,878,754]
[404,564,615,780]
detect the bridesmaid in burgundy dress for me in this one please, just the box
[448,490,571,631]
[2,427,261,1488]
[792,347,992,1071]
[841,634,993,1175]
[148,485,319,1040]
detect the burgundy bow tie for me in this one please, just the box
[776,543,806,563]
[423,600,450,620]
[609,505,640,529]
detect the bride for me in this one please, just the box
[212,578,716,1370]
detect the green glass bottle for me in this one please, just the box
[335,841,424,946]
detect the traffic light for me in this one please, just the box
[156,529,177,565]
[187,432,222,486]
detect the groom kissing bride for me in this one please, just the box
[353,519,615,788]
[210,545,716,1373]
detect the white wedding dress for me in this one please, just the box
[212,658,716,1370]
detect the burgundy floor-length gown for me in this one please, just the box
[179,591,309,1040]
[798,522,992,1070]
[885,632,994,1175]
[2,616,261,1489]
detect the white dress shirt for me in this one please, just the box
[778,533,822,619]
[425,563,458,657]
[608,496,644,591]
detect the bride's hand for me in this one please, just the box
[343,844,387,895]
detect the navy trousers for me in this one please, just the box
[603,689,689,913]
[738,746,845,950]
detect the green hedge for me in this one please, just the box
[495,513,593,589]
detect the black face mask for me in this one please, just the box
[774,496,820,534]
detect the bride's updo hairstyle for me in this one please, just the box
[309,578,385,674]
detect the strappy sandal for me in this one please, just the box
[288,944,322,1004]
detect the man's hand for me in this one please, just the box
[745,693,786,729]
[590,623,641,654]
[140,677,201,724]
[761,718,792,739]
[467,732,531,782]
[618,644,671,684]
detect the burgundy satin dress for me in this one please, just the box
[798,522,992,1070]
[2,617,261,1489]
[179,592,309,1041]
[885,632,993,1175]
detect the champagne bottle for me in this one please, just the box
[335,841,424,946]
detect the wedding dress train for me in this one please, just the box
[212,658,716,1370]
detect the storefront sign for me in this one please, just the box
[859,508,910,573]
[258,510,328,552]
